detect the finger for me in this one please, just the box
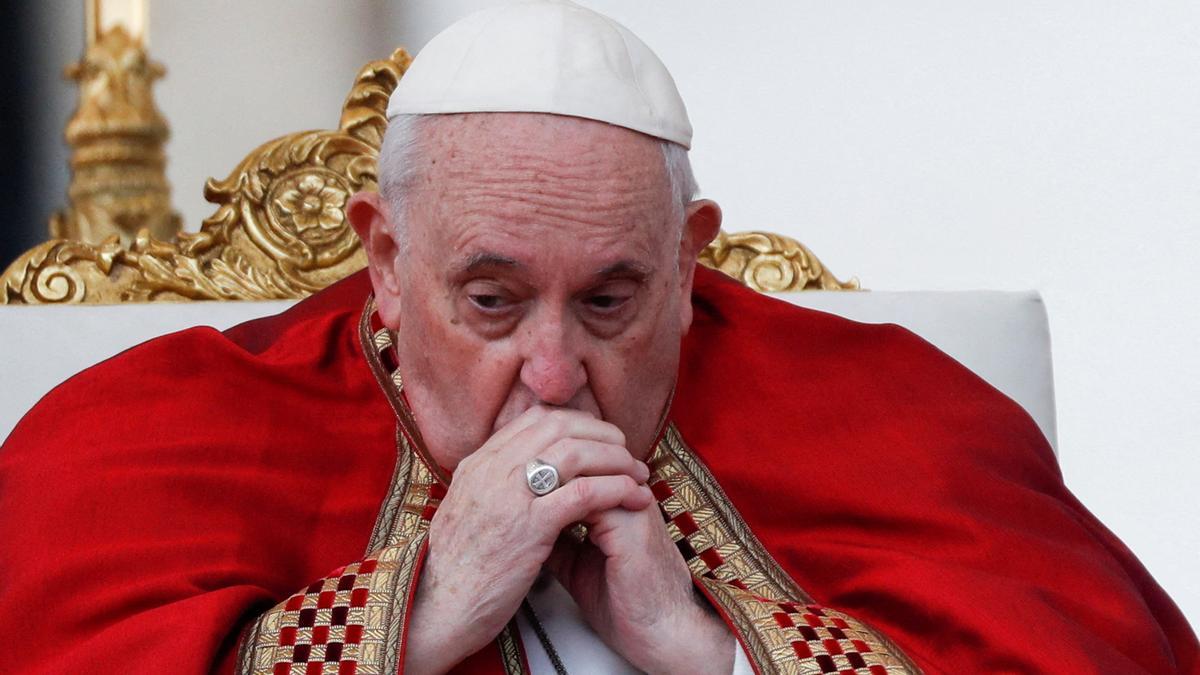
[533,475,654,532]
[482,405,552,451]
[454,407,560,477]
[501,408,626,464]
[578,501,662,554]
[540,438,649,483]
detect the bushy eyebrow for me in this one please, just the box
[452,252,522,276]
[595,260,653,283]
[450,252,653,287]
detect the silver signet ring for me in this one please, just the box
[525,459,560,496]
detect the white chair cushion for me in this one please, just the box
[0,290,1056,451]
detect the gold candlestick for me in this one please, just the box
[52,0,180,246]
[88,0,148,46]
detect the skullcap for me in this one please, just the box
[387,0,692,148]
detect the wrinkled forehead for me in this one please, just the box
[419,111,663,157]
[404,112,676,259]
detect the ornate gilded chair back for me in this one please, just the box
[1,49,855,305]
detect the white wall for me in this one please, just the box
[150,1,397,232]
[22,0,1198,632]
[390,0,1200,627]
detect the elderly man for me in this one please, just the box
[1,1,1197,674]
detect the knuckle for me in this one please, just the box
[505,462,523,484]
[456,453,477,473]
[549,432,576,466]
[546,436,573,457]
[597,442,622,461]
[568,478,594,504]
[603,446,629,470]
[462,449,489,472]
[540,411,566,436]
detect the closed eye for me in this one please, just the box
[585,294,628,311]
[469,294,507,310]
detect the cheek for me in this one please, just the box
[592,293,683,403]
[405,298,514,402]
[589,318,681,457]
[393,289,524,462]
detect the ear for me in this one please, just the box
[676,199,723,335]
[347,191,404,328]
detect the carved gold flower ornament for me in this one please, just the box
[275,174,348,235]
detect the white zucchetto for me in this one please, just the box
[386,0,693,148]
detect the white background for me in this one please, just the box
[24,1,1198,628]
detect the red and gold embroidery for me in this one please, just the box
[238,548,423,675]
[238,298,919,675]
[652,426,920,674]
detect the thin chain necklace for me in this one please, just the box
[521,599,569,675]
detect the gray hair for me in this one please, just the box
[378,114,698,250]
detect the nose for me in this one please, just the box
[519,311,587,407]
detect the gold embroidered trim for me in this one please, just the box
[365,428,413,554]
[652,427,812,602]
[650,425,921,675]
[498,622,528,675]
[235,604,266,673]
[238,542,428,675]
[366,431,443,553]
[358,296,449,485]
[705,578,916,675]
[380,540,428,674]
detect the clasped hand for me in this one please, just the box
[403,406,733,674]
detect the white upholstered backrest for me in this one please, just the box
[0,291,1056,450]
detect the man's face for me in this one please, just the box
[367,113,708,470]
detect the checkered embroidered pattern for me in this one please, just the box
[236,542,426,675]
[234,439,441,675]
[651,428,921,675]
[236,299,920,675]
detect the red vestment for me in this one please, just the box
[1,266,1196,673]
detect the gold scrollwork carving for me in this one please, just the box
[700,230,860,292]
[2,48,411,304]
[1,45,856,304]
